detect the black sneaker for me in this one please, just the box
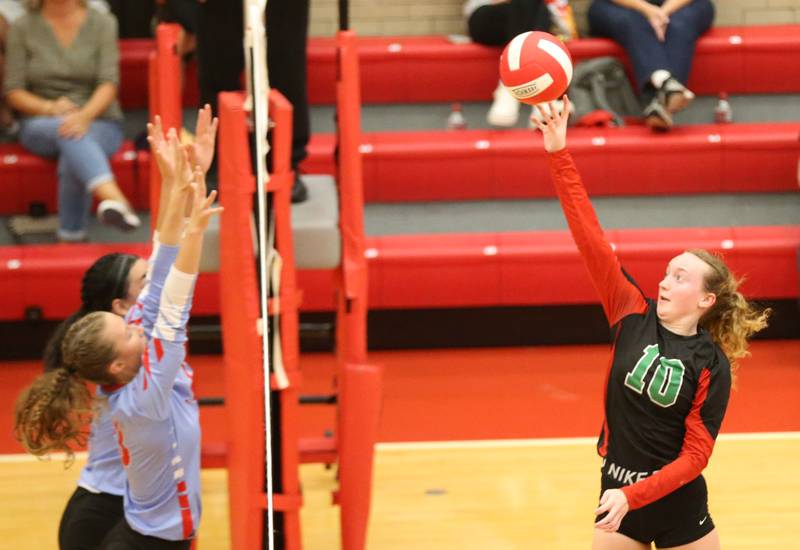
[643,98,673,132]
[291,173,308,204]
[97,200,141,232]
[658,77,695,114]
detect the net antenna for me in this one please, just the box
[243,1,277,549]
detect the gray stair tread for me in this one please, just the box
[0,175,344,271]
[292,174,341,269]
[310,94,800,133]
[363,192,800,236]
[2,190,796,247]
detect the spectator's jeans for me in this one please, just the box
[588,0,714,96]
[19,117,123,241]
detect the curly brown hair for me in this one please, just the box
[688,249,770,377]
[15,312,117,461]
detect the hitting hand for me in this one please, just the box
[530,95,570,153]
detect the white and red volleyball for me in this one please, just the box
[499,31,573,105]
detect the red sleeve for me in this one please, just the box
[621,362,732,510]
[547,149,647,325]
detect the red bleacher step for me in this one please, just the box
[116,25,800,108]
[0,142,146,215]
[302,122,800,202]
[2,123,795,216]
[1,226,796,320]
[306,26,800,104]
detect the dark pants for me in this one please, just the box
[467,0,551,47]
[59,487,124,550]
[588,0,714,95]
[101,520,191,550]
[196,0,310,169]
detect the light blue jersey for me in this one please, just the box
[79,238,164,497]
[77,410,125,495]
[104,242,201,541]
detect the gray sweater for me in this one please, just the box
[4,8,123,121]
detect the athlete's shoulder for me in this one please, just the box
[710,345,732,378]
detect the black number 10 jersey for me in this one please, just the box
[548,150,732,511]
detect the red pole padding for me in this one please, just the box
[335,30,369,365]
[338,363,384,550]
[217,91,265,550]
[148,23,183,229]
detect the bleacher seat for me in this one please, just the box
[306,26,800,104]
[113,25,800,108]
[0,142,144,216]
[301,123,800,202]
[0,226,796,320]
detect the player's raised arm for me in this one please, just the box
[532,97,646,326]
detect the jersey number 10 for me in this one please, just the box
[624,344,686,408]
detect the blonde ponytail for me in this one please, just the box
[688,249,770,377]
[14,368,92,463]
[15,311,117,463]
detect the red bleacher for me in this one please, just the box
[2,122,797,215]
[307,26,800,104]
[0,26,797,321]
[114,25,800,109]
[4,26,799,213]
[1,226,796,320]
[302,123,800,202]
[0,142,146,215]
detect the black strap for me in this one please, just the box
[338,0,348,30]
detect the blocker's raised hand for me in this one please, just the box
[187,104,219,175]
[185,168,222,235]
[531,95,570,153]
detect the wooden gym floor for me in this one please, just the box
[1,341,798,549]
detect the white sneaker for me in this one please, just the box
[487,82,520,127]
[97,200,141,232]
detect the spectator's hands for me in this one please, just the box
[644,4,670,42]
[187,104,219,175]
[530,95,570,153]
[58,111,91,139]
[185,167,222,235]
[594,489,629,533]
[51,96,78,116]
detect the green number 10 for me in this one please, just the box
[624,344,686,408]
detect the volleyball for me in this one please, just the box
[499,31,573,105]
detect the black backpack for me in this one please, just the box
[568,56,641,127]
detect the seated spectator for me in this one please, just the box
[0,0,108,136]
[588,0,714,131]
[3,0,139,242]
[464,0,577,127]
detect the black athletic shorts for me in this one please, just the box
[59,486,124,550]
[101,519,192,550]
[598,474,715,548]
